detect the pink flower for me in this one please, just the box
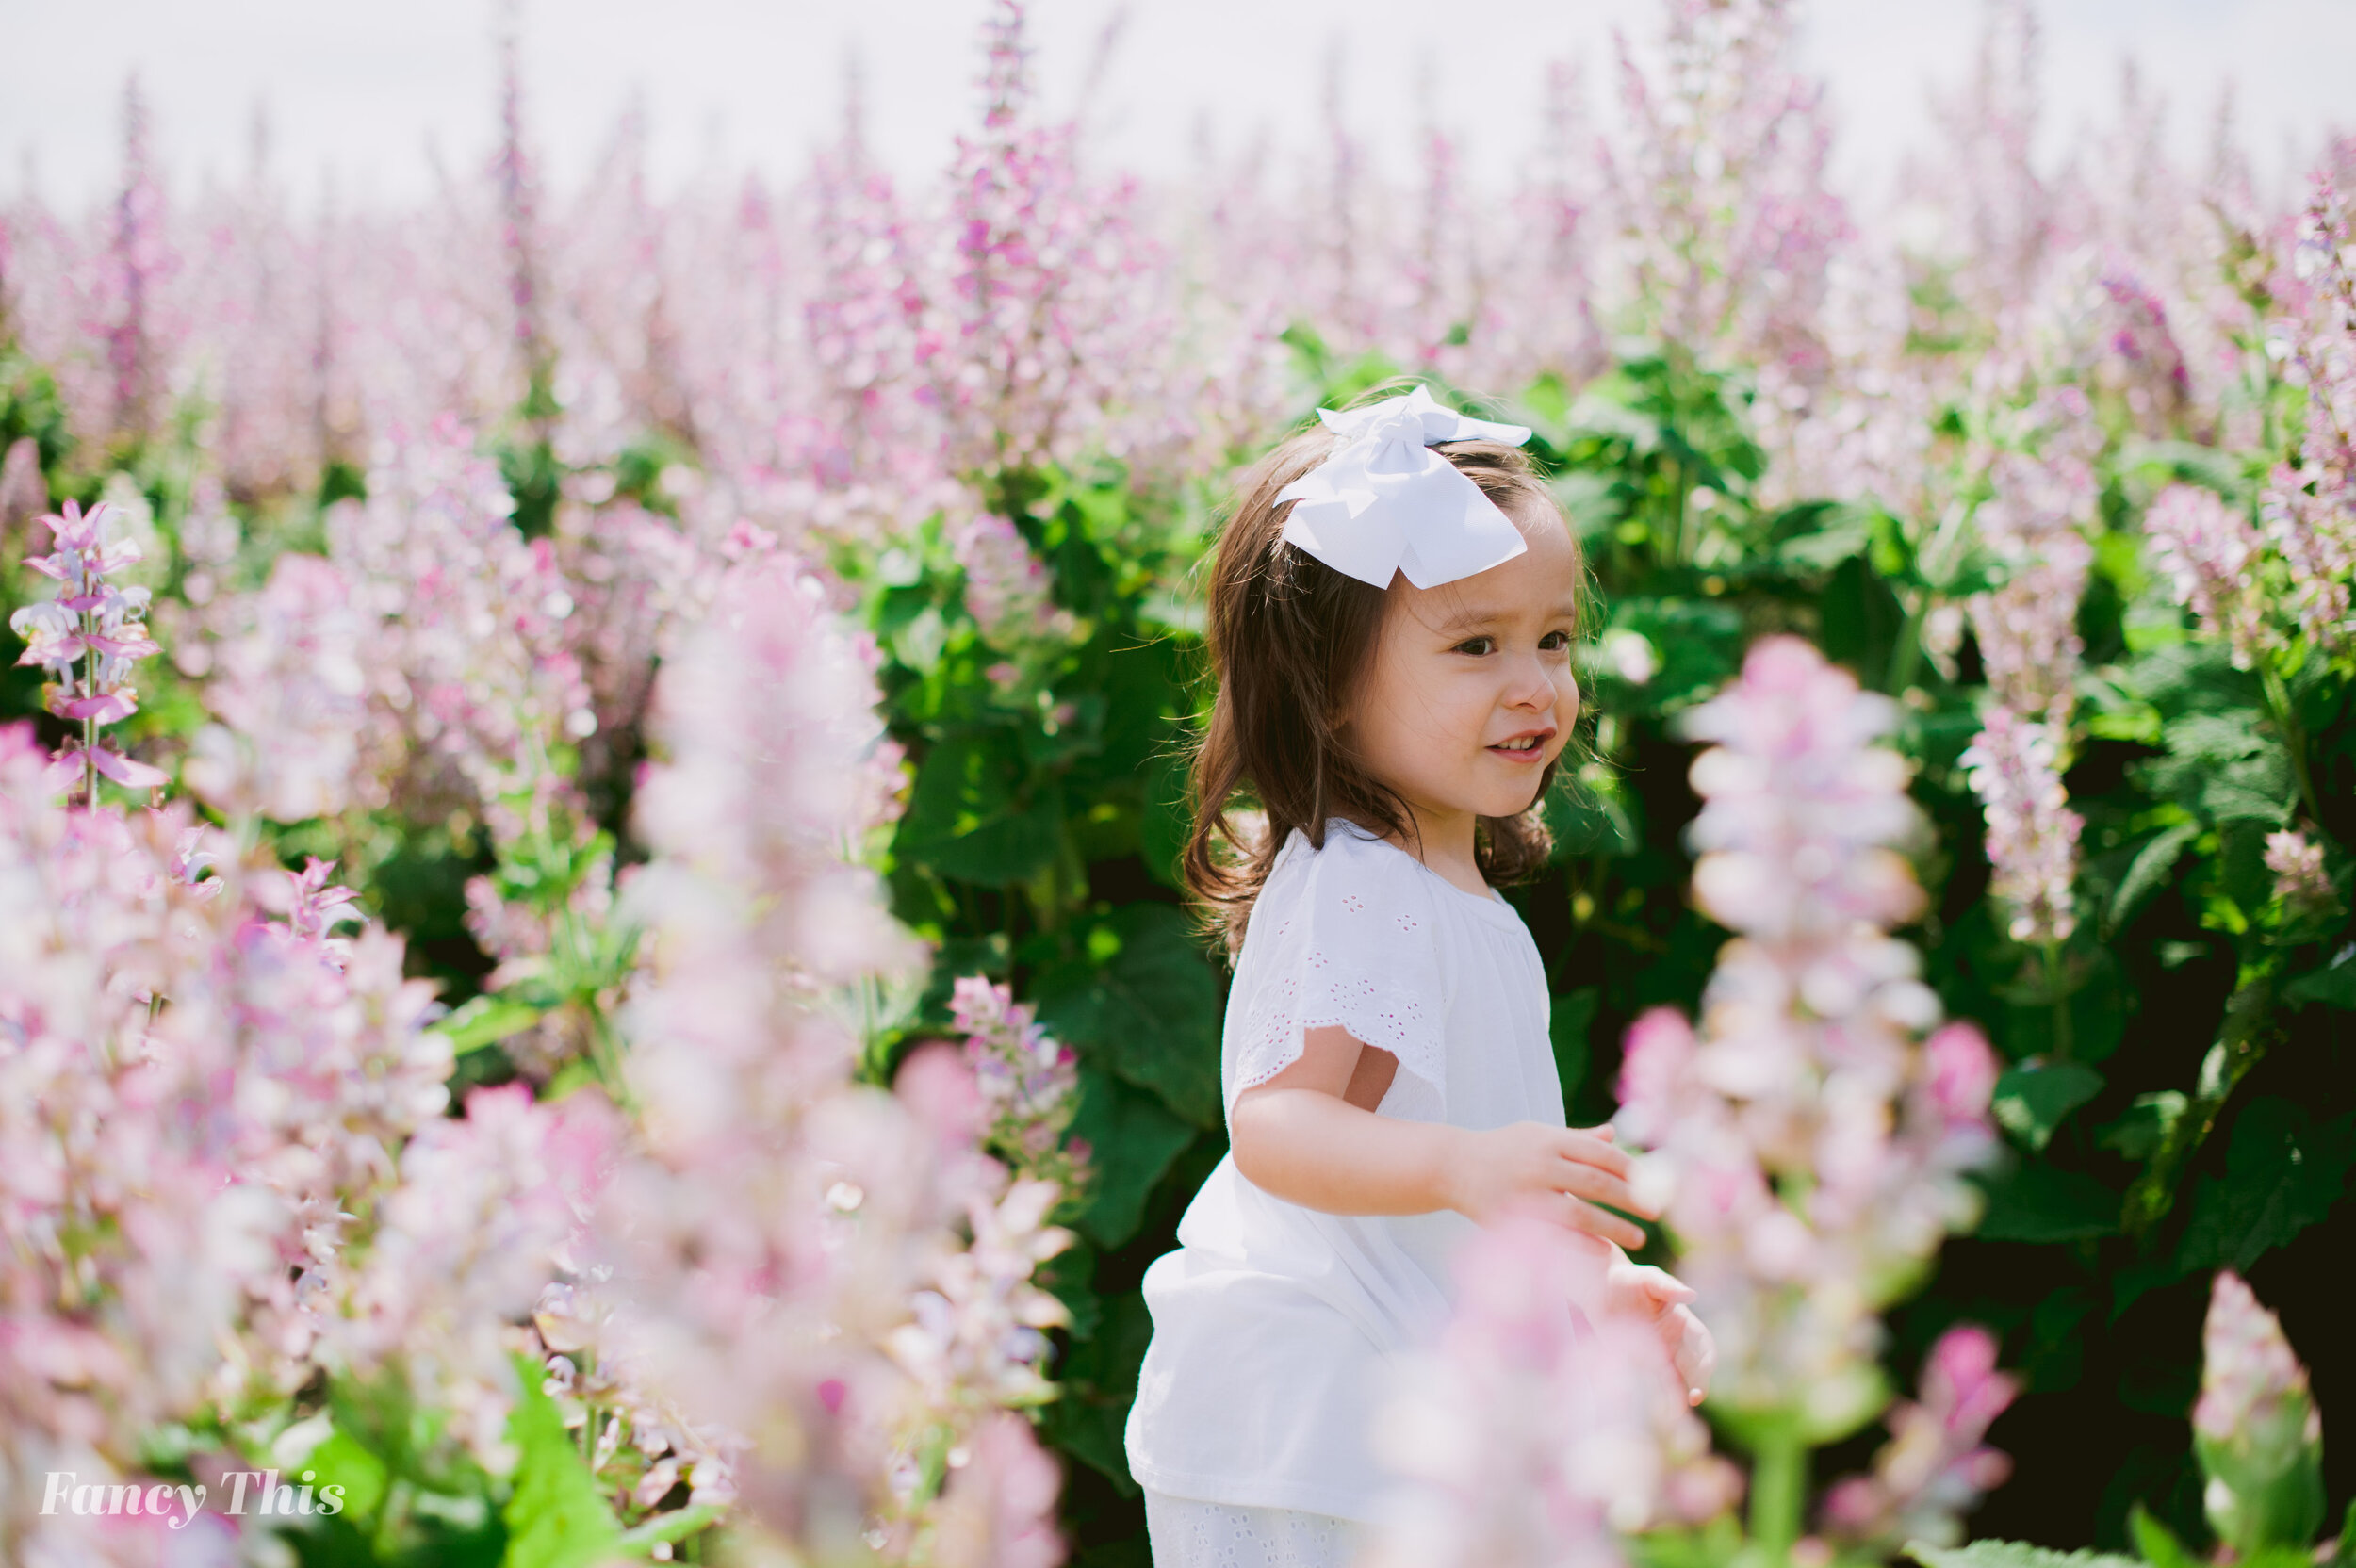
[1366,1212,1739,1568]
[2265,830,2334,913]
[2193,1272,2326,1557]
[2261,174,2356,654]
[596,550,1064,1554]
[2099,265,2190,433]
[947,976,1085,1187]
[2146,483,2269,666]
[185,551,384,824]
[925,0,1163,476]
[2195,1273,2321,1448]
[1967,402,2097,727]
[1960,705,2083,946]
[8,499,169,802]
[1822,1325,2019,1549]
[948,513,1068,645]
[1615,640,2003,1511]
[1922,1023,2000,1129]
[924,1412,1068,1568]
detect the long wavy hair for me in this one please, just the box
[1182,391,1579,956]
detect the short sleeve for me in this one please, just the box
[1223,827,1448,1120]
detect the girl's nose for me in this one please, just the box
[1502,649,1554,709]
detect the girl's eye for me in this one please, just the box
[1539,629,1571,651]
[1453,636,1496,656]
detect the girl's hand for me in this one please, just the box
[1445,1121,1651,1250]
[1605,1257,1716,1406]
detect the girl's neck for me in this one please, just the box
[1374,798,1486,898]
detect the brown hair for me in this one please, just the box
[1182,385,1579,955]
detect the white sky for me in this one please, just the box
[4,0,2350,213]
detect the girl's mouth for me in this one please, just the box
[1487,732,1551,760]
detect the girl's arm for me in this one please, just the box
[1229,1023,1652,1250]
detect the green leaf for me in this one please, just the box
[1613,598,1746,716]
[2001,947,2133,1067]
[431,995,552,1056]
[1066,1069,1200,1250]
[1137,746,1192,891]
[1817,554,1907,692]
[304,1425,391,1525]
[1764,500,1872,573]
[1039,1291,1155,1495]
[1972,1159,2121,1242]
[500,1351,623,1568]
[2023,1287,2097,1393]
[1991,1060,2106,1153]
[1545,766,1640,858]
[1904,1540,2143,1568]
[2174,1098,2356,1274]
[2129,1503,2203,1568]
[1628,1514,1745,1568]
[1549,988,1600,1109]
[2108,821,2201,936]
[614,1504,725,1554]
[2286,949,2356,1009]
[2098,1092,2189,1164]
[896,731,1063,888]
[1035,904,1222,1128]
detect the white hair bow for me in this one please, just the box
[1274,384,1534,590]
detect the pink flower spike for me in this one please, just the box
[54,690,140,725]
[38,497,100,546]
[1923,1024,1999,1127]
[87,742,170,789]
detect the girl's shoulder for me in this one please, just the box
[1257,817,1444,927]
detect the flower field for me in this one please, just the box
[0,0,2349,1564]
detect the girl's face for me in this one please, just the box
[1342,504,1581,838]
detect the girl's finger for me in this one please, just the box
[1556,1162,1651,1220]
[1557,1131,1632,1177]
[1556,1193,1647,1251]
[1635,1266,1694,1305]
[1667,1305,1714,1396]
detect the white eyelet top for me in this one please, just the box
[1123,817,1563,1522]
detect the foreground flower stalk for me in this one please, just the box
[947,975,1088,1191]
[1614,638,2007,1561]
[1366,1214,1740,1568]
[8,498,168,805]
[2193,1272,2326,1558]
[592,554,1069,1564]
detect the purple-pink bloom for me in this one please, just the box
[2265,829,2335,913]
[2194,1272,2321,1450]
[8,498,169,803]
[1960,705,2084,946]
[1617,639,2002,1459]
[2099,264,2191,433]
[947,975,1085,1186]
[2146,482,2269,666]
[1821,1325,2018,1549]
[2261,173,2356,654]
[2193,1271,2327,1556]
[1366,1211,1739,1568]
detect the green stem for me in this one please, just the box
[2259,662,2324,829]
[2042,941,2073,1061]
[2122,974,2273,1237]
[1748,1423,1807,1567]
[1884,587,1926,698]
[81,635,98,810]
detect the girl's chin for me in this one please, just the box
[1444,783,1549,820]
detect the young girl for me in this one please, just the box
[1122,385,1714,1567]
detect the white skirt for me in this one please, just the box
[1141,1488,1364,1568]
